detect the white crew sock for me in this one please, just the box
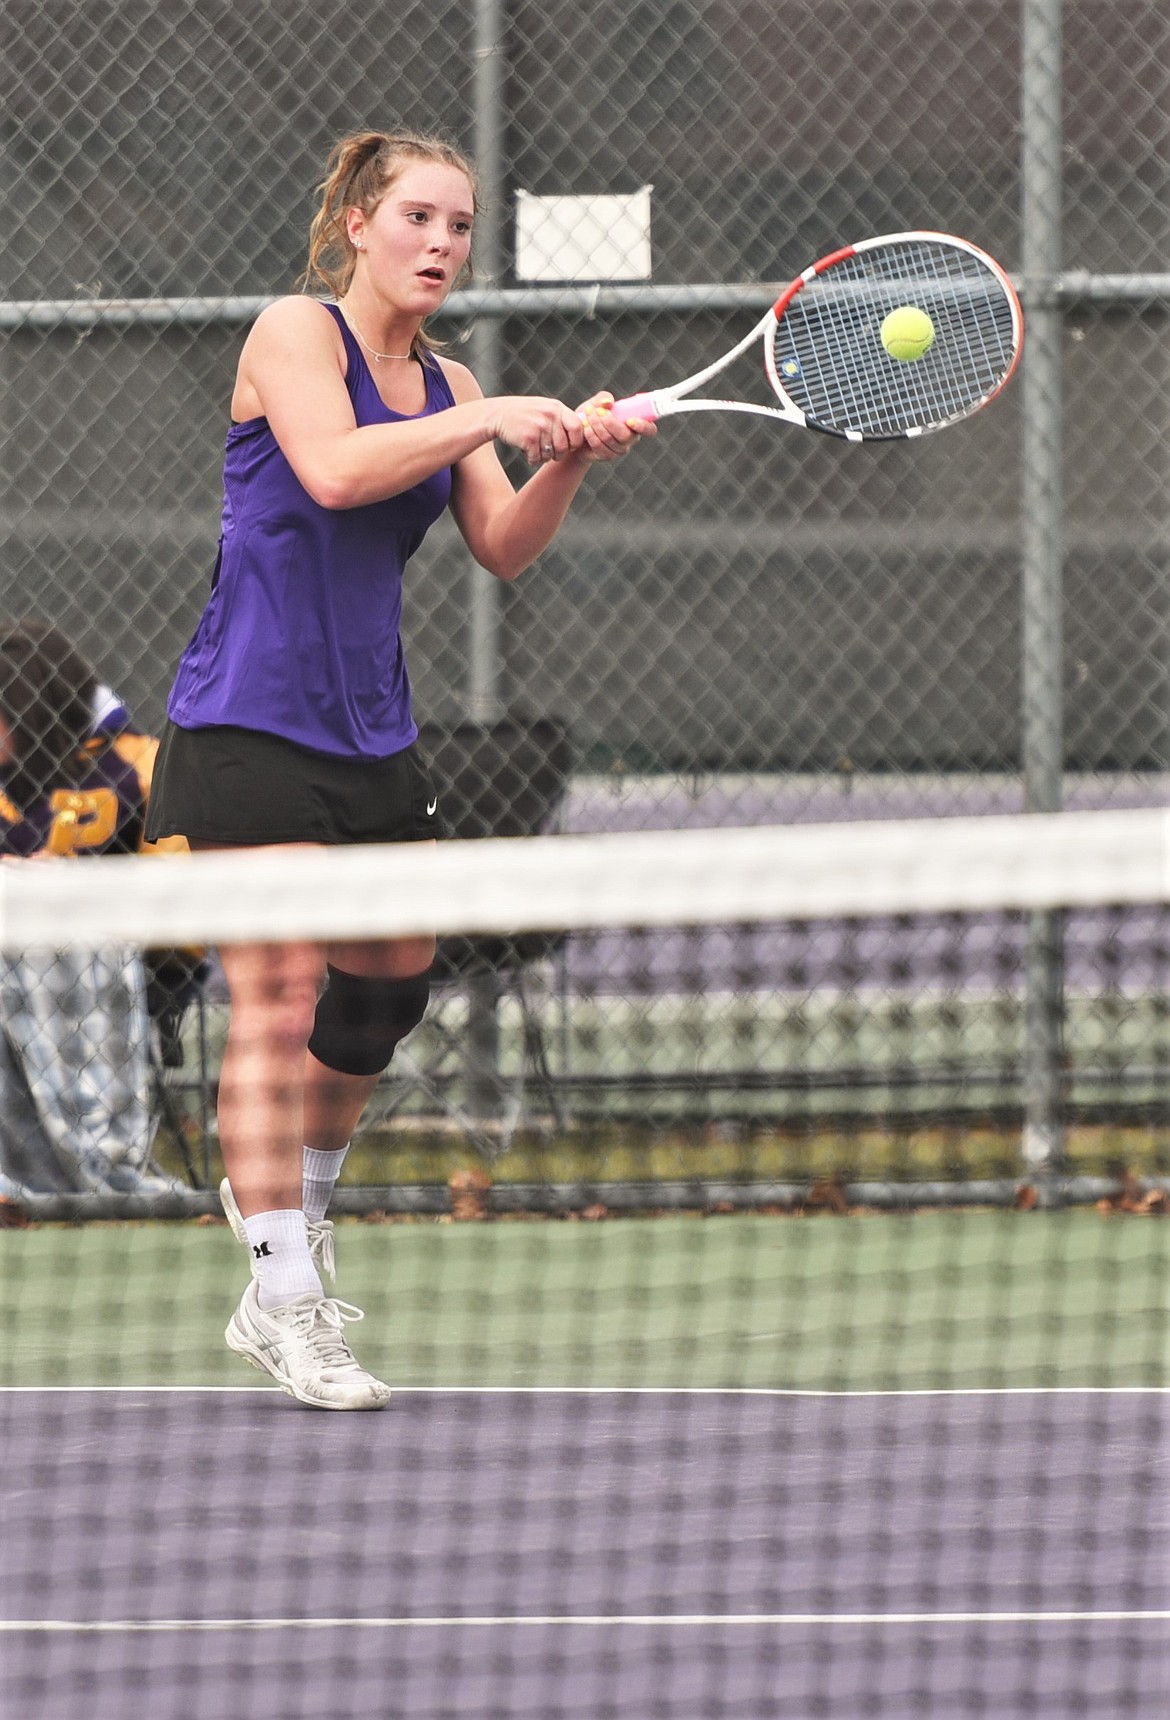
[302,1145,350,1223]
[242,1210,322,1309]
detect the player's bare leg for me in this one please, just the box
[296,933,436,1279]
[215,937,390,1409]
[217,939,321,1216]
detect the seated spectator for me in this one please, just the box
[0,619,178,1197]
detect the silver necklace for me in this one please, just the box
[341,303,412,362]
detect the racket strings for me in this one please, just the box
[773,239,1018,438]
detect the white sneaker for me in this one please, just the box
[219,1177,336,1283]
[225,1280,390,1410]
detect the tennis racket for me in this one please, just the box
[606,231,1022,442]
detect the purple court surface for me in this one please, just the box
[2,1387,1167,1718]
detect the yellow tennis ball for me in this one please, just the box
[880,305,935,361]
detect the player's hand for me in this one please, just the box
[484,396,586,466]
[577,392,657,462]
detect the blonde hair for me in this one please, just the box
[301,129,478,360]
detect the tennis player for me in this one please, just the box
[146,129,651,1409]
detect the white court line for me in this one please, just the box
[2,1384,1168,1397]
[3,1611,1169,1634]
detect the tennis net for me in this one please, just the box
[1,808,1167,1719]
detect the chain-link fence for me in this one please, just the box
[0,0,1167,1201]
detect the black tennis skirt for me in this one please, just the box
[144,722,446,847]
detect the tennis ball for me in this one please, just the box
[880,305,935,362]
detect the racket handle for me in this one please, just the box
[606,392,661,426]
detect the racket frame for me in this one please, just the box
[612,231,1023,442]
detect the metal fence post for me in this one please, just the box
[464,0,508,1126]
[466,0,506,728]
[1020,0,1067,1187]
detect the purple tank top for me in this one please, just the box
[167,302,455,757]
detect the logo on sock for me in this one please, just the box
[252,1241,272,1259]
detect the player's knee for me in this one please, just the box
[307,965,431,1077]
[225,945,321,1047]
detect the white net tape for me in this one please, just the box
[5,808,1168,951]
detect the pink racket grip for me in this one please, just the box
[606,392,661,426]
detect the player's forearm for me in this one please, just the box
[472,456,592,582]
[305,405,497,510]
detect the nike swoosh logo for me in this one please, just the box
[426,799,437,816]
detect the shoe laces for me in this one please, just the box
[279,1295,372,1379]
[307,1218,336,1282]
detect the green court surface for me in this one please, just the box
[3,1211,1166,1392]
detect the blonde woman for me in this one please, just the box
[147,129,652,1409]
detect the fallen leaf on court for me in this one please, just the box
[449,1166,492,1220]
[802,1175,849,1214]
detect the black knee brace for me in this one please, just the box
[307,965,431,1077]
